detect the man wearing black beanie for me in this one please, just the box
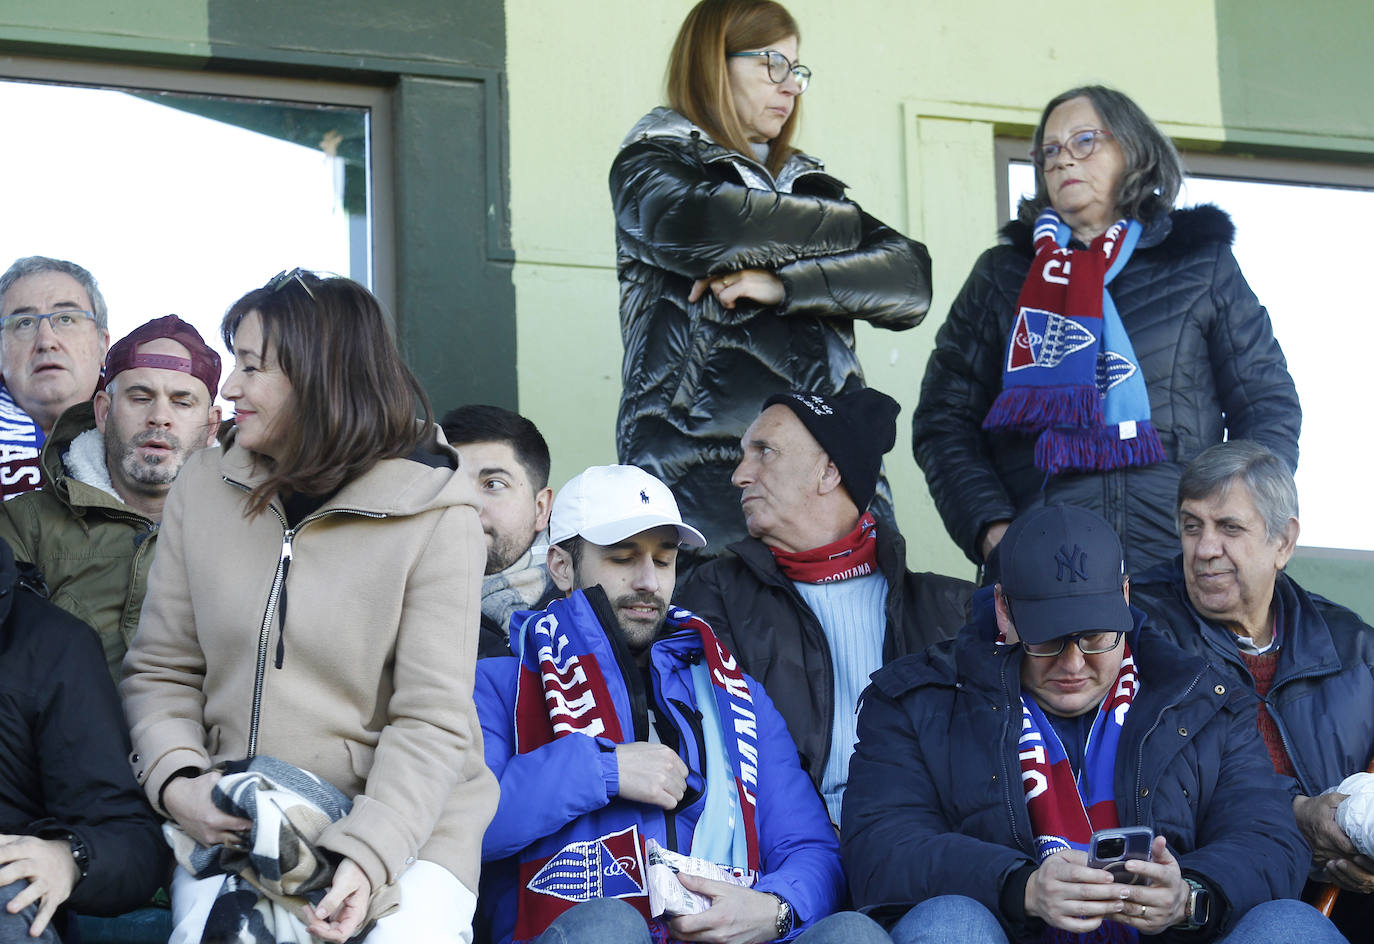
[679,388,972,826]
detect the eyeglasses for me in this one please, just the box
[727,50,811,93]
[1031,129,1114,167]
[0,310,96,341]
[1022,631,1124,658]
[264,267,319,301]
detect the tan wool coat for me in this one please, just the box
[120,428,498,897]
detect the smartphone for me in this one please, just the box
[1087,826,1153,885]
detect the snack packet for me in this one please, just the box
[644,839,754,918]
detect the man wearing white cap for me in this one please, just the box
[472,465,880,944]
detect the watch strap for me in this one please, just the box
[1181,877,1210,930]
[768,892,792,938]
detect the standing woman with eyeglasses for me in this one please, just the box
[120,271,496,943]
[911,85,1300,579]
[611,0,932,572]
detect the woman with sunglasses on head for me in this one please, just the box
[120,271,496,944]
[912,85,1300,580]
[611,0,932,572]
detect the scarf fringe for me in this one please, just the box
[983,385,1103,434]
[1035,422,1167,475]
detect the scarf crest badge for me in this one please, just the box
[983,210,1167,475]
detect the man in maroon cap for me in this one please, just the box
[0,314,221,681]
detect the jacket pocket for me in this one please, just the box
[344,738,376,781]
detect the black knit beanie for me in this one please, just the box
[762,388,900,511]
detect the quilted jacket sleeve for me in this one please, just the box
[611,141,863,277]
[777,210,930,330]
[610,142,928,330]
[1205,247,1301,470]
[911,246,1021,562]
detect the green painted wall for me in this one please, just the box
[505,0,1373,612]
[1215,0,1374,153]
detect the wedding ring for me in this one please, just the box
[1140,906,1148,918]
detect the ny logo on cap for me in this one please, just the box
[1055,544,1089,582]
[639,490,650,504]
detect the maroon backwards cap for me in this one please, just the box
[104,315,222,400]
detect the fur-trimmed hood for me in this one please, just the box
[999,204,1235,259]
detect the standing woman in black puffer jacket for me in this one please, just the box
[611,0,932,571]
[912,84,1300,579]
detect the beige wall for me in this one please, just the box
[506,0,1373,584]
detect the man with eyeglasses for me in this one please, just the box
[0,256,111,500]
[842,504,1344,943]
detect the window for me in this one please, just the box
[1001,148,1374,551]
[0,58,392,403]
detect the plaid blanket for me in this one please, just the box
[165,756,370,944]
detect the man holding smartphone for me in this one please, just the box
[842,505,1344,942]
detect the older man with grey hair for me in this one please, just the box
[0,256,111,499]
[1134,439,1374,939]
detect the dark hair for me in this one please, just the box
[667,0,801,176]
[222,272,433,515]
[555,536,585,572]
[1177,440,1298,542]
[0,255,109,330]
[1018,85,1184,227]
[441,404,551,491]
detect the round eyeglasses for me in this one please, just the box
[1032,129,1113,167]
[0,310,96,341]
[1022,631,1125,658]
[727,50,811,94]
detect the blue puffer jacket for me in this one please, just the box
[841,594,1307,941]
[1134,559,1374,797]
[475,590,843,944]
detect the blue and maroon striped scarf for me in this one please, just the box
[983,210,1165,475]
[1020,646,1140,943]
[509,591,761,943]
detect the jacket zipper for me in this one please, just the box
[248,518,290,758]
[1132,667,1205,824]
[998,651,1028,852]
[668,695,707,812]
[221,475,388,759]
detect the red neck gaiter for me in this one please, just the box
[769,513,879,584]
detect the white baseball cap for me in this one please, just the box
[549,465,707,548]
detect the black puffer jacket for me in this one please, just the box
[677,521,971,789]
[911,206,1300,573]
[0,538,167,918]
[611,107,931,553]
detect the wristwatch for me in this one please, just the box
[1180,877,1211,930]
[768,892,793,938]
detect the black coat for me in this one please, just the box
[841,605,1308,941]
[911,206,1300,572]
[611,107,931,554]
[677,521,971,789]
[0,539,166,917]
[1134,559,1374,797]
